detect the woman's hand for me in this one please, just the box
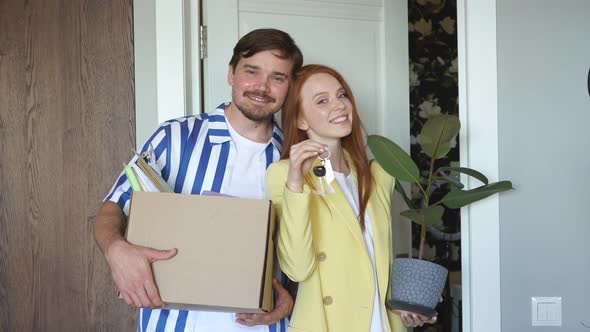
[286,140,327,193]
[392,297,442,328]
[399,311,437,328]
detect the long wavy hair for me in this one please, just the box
[280,64,373,229]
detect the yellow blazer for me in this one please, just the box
[266,159,407,332]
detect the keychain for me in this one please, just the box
[313,163,326,177]
[312,150,335,195]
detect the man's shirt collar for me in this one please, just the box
[208,103,283,152]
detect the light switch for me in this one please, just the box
[532,297,562,326]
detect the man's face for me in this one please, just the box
[228,49,294,122]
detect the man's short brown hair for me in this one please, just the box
[229,28,303,77]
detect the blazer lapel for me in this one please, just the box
[366,190,391,297]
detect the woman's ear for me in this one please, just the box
[297,118,309,131]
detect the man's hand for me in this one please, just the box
[94,201,177,309]
[106,239,177,308]
[235,278,294,326]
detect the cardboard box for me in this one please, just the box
[125,191,275,313]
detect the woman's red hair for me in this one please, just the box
[280,64,373,229]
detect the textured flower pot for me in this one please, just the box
[386,258,448,317]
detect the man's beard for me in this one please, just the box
[233,90,278,122]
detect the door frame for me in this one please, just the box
[132,1,503,331]
[132,0,200,149]
[457,0,501,331]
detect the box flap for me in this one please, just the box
[260,201,276,312]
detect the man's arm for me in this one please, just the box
[94,201,177,308]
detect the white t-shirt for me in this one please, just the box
[220,120,269,199]
[193,121,272,331]
[334,172,386,332]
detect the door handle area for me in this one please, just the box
[587,66,590,97]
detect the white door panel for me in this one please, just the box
[239,0,383,21]
[302,0,382,6]
[201,0,238,113]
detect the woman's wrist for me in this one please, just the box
[286,181,303,193]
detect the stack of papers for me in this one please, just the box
[124,148,172,193]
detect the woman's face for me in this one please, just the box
[297,73,353,144]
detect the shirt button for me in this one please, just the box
[317,252,327,261]
[323,296,333,305]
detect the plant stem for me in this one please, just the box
[417,183,429,202]
[425,153,436,206]
[418,224,426,260]
[430,199,444,206]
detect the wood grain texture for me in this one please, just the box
[0,0,136,330]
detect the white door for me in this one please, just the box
[201,0,412,256]
[201,0,410,143]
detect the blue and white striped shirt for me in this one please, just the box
[105,103,287,332]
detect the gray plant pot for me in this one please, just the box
[386,258,448,317]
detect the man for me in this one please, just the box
[94,28,303,332]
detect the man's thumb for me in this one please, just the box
[148,248,178,262]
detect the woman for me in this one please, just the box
[266,64,434,331]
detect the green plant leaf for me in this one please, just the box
[437,166,488,185]
[428,114,460,142]
[441,181,514,208]
[394,179,418,210]
[368,135,420,183]
[418,114,460,159]
[401,206,444,225]
[418,136,452,158]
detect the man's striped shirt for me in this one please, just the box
[105,103,287,332]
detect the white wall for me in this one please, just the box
[459,1,590,330]
[496,0,590,330]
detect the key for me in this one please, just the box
[313,165,326,177]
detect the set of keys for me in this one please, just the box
[312,150,335,195]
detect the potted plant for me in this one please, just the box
[367,113,513,317]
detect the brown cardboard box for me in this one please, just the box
[125,191,275,313]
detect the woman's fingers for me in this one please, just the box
[290,140,326,156]
[399,311,437,328]
[289,141,326,170]
[286,139,330,192]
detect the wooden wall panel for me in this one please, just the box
[0,0,136,330]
